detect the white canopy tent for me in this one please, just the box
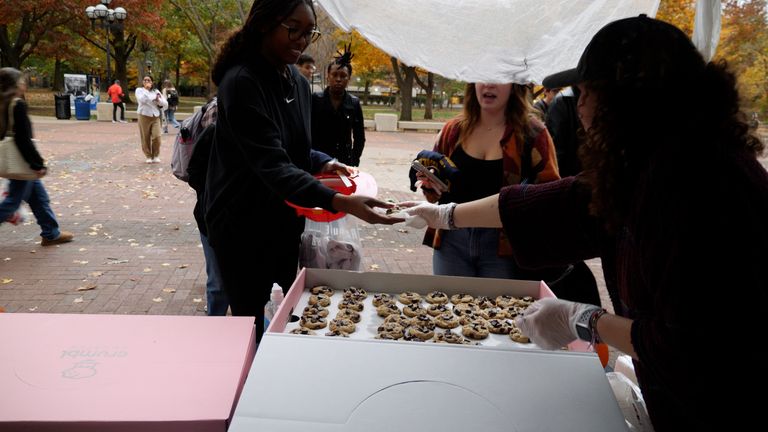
[317,0,722,84]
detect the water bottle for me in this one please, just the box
[263,283,284,332]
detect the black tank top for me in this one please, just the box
[449,145,503,204]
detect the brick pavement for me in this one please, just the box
[0,118,439,315]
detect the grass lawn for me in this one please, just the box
[361,106,460,121]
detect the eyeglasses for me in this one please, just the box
[143,79,152,82]
[280,23,321,44]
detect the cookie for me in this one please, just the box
[450,293,474,304]
[325,330,350,337]
[433,329,465,344]
[508,321,531,343]
[434,312,460,329]
[299,315,327,330]
[309,294,331,307]
[289,327,316,335]
[343,286,367,302]
[480,307,507,320]
[504,306,525,319]
[406,325,435,341]
[384,314,411,328]
[495,295,517,308]
[425,291,449,304]
[303,305,329,318]
[509,328,531,343]
[338,299,364,312]
[427,303,450,316]
[462,321,490,340]
[336,309,361,323]
[458,311,484,326]
[474,296,496,309]
[486,319,511,335]
[453,302,480,317]
[309,285,334,296]
[398,291,422,305]
[377,322,405,339]
[402,303,427,317]
[376,303,400,317]
[410,314,436,330]
[372,293,395,307]
[329,318,356,333]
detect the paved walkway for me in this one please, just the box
[0,118,436,315]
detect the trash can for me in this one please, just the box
[54,94,71,120]
[74,96,90,121]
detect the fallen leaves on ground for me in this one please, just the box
[76,283,97,291]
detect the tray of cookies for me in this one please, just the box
[269,268,590,352]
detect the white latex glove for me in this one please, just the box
[514,298,599,350]
[398,201,456,230]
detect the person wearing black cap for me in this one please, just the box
[402,15,768,430]
[311,45,366,166]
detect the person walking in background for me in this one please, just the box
[162,79,181,133]
[532,86,561,121]
[403,15,768,430]
[135,75,167,164]
[415,81,560,279]
[107,79,126,123]
[297,53,316,82]
[311,46,366,166]
[206,0,401,336]
[0,67,74,246]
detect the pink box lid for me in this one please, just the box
[0,313,256,432]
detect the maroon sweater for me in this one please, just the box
[498,152,768,431]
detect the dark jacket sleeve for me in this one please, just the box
[219,69,336,211]
[310,149,332,173]
[498,176,602,268]
[351,98,365,166]
[12,100,45,170]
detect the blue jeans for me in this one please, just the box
[200,233,229,316]
[433,228,518,278]
[164,109,180,130]
[0,179,60,240]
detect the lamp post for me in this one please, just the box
[85,0,127,88]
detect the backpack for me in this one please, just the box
[167,89,179,108]
[171,97,217,182]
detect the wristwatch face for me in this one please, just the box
[575,309,594,342]
[575,321,592,341]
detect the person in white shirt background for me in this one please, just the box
[135,75,168,163]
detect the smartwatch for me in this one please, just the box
[574,306,606,343]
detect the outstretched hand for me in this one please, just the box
[514,298,597,350]
[399,201,455,230]
[322,160,358,177]
[333,194,404,225]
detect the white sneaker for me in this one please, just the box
[112,120,116,123]
[152,157,161,163]
[119,120,127,123]
[145,158,153,164]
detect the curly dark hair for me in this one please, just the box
[327,44,354,76]
[579,59,765,232]
[211,0,316,85]
[460,83,535,147]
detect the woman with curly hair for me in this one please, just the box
[415,81,560,279]
[205,0,399,334]
[403,15,767,430]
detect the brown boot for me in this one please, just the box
[41,231,74,246]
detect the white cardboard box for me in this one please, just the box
[230,269,627,431]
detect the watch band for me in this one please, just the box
[574,306,605,344]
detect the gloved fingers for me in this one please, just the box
[397,201,426,209]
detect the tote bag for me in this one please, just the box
[0,98,38,180]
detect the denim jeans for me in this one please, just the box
[164,109,180,131]
[0,179,60,240]
[200,233,229,316]
[432,227,518,278]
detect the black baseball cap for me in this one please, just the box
[543,14,704,89]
